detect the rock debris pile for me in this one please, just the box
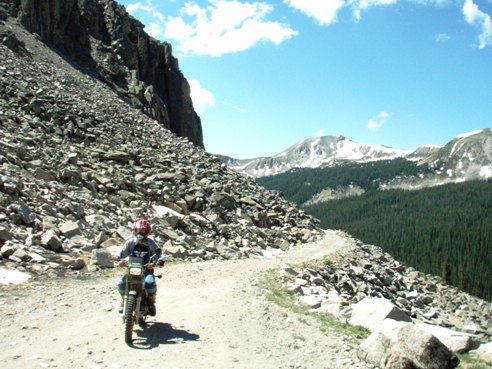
[1,0,203,147]
[279,232,492,362]
[0,23,322,280]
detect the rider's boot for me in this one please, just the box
[148,293,156,316]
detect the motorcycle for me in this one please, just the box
[117,252,162,343]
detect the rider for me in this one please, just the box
[114,219,165,316]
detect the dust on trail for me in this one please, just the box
[0,230,369,369]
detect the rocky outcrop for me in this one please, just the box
[357,322,459,369]
[0,25,322,279]
[1,0,203,147]
[279,233,492,343]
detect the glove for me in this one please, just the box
[156,259,164,267]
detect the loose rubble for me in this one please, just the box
[279,232,492,367]
[0,21,322,282]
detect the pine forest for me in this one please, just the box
[258,162,492,301]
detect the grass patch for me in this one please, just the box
[457,353,492,369]
[258,268,370,345]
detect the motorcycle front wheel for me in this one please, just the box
[124,294,136,343]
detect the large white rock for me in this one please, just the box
[349,297,412,331]
[90,249,114,268]
[298,295,323,308]
[0,268,31,285]
[59,221,81,238]
[41,230,63,251]
[357,322,459,369]
[418,323,480,353]
[472,341,492,362]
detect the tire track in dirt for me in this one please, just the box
[0,230,371,369]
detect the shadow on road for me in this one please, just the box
[129,322,200,349]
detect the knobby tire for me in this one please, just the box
[124,294,136,343]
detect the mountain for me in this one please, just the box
[0,0,203,147]
[220,135,412,178]
[0,7,321,275]
[420,129,492,181]
[221,130,492,183]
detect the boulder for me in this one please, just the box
[163,243,189,259]
[41,230,63,251]
[358,322,459,369]
[1,241,16,258]
[417,323,480,353]
[0,226,12,243]
[85,214,115,230]
[116,226,132,241]
[34,168,55,182]
[349,297,413,332]
[161,229,180,241]
[472,341,492,362]
[298,295,323,309]
[42,216,58,231]
[16,205,36,226]
[59,221,81,239]
[90,249,114,269]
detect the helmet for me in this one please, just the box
[133,219,151,236]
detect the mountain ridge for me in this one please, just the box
[219,129,492,183]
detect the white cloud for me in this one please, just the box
[146,22,163,38]
[188,79,216,114]
[315,129,325,137]
[283,0,345,25]
[367,111,389,131]
[126,1,165,22]
[435,33,450,42]
[463,0,492,48]
[164,1,298,56]
[222,100,248,113]
[350,0,398,22]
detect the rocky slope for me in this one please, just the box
[280,233,492,342]
[420,129,492,181]
[0,19,322,280]
[0,0,203,147]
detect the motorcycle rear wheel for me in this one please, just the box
[124,294,136,343]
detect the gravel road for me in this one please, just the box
[0,230,372,369]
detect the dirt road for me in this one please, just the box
[0,230,371,369]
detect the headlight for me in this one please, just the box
[129,267,142,276]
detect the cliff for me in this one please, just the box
[0,0,203,147]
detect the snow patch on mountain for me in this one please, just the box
[457,129,484,139]
[222,136,413,178]
[219,129,492,182]
[480,166,492,178]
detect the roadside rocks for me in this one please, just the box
[0,25,322,280]
[357,322,459,369]
[278,232,492,365]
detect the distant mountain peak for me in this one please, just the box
[219,129,492,179]
[220,135,412,178]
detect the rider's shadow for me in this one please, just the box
[130,322,200,349]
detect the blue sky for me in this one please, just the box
[116,0,492,159]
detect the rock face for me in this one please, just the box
[0,22,322,279]
[1,0,203,147]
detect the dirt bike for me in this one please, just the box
[117,252,161,343]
